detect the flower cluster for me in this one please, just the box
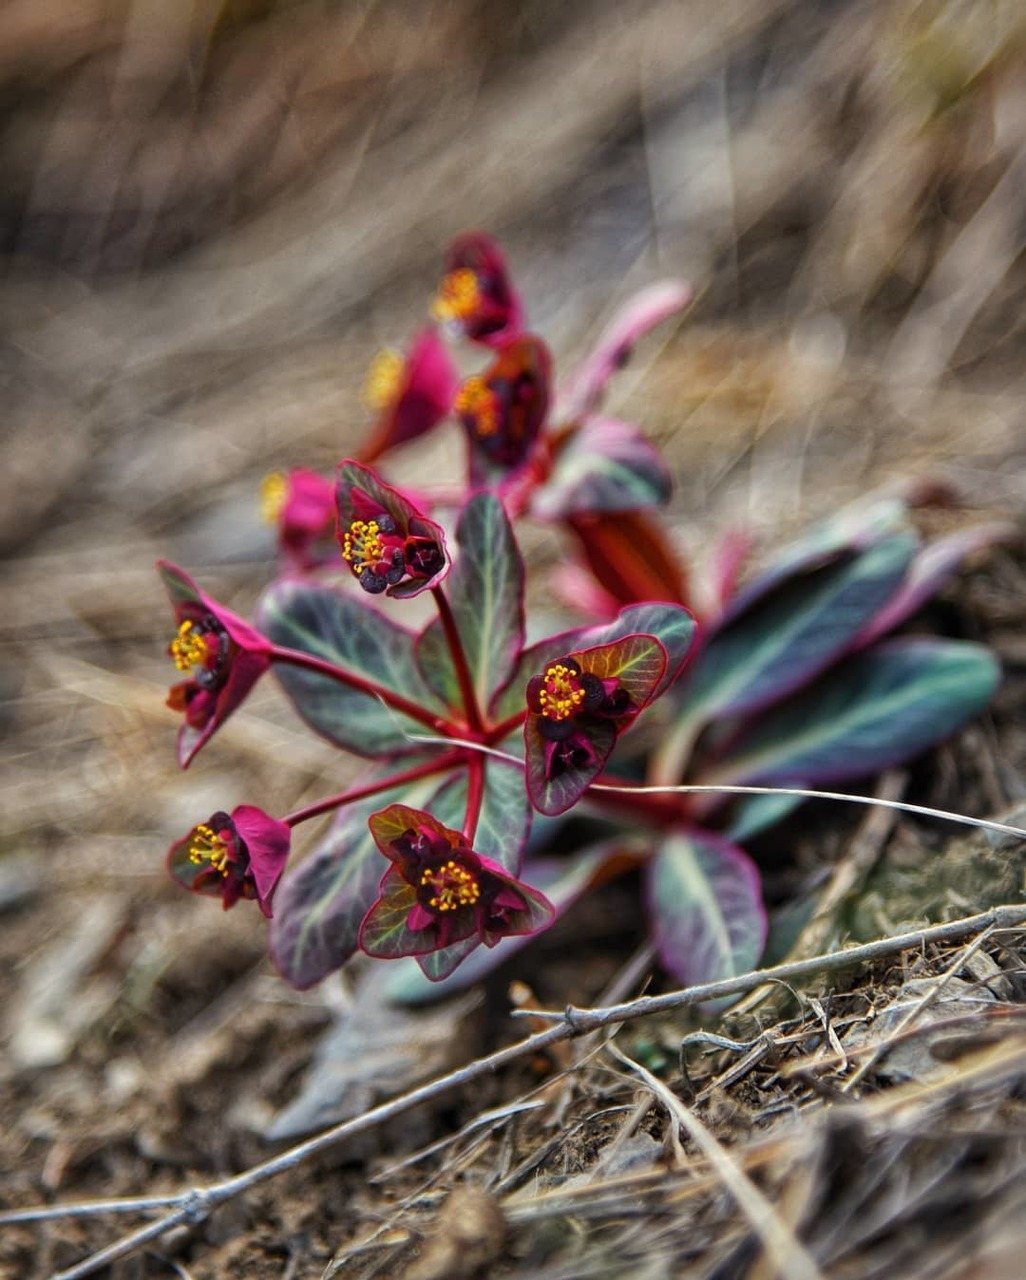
[155,230,1002,997]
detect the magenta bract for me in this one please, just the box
[158,560,272,768]
[432,231,524,347]
[266,468,336,570]
[358,805,554,971]
[336,460,450,598]
[360,328,458,463]
[167,804,291,917]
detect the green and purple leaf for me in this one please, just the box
[416,493,525,713]
[259,579,440,758]
[269,771,449,989]
[646,830,766,991]
[854,522,1013,648]
[530,417,672,520]
[675,532,918,728]
[709,638,1000,786]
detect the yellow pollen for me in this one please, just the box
[432,268,480,322]
[538,663,586,722]
[260,471,287,525]
[170,620,211,673]
[454,376,499,438]
[187,823,230,875]
[420,859,481,912]
[341,519,385,570]
[362,348,405,410]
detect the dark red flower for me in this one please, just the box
[454,336,551,479]
[432,232,523,347]
[167,804,291,917]
[527,655,635,781]
[262,468,336,570]
[159,560,272,767]
[359,328,458,464]
[336,460,450,598]
[358,806,554,965]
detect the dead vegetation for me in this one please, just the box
[2,2,1026,1277]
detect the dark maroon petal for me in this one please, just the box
[456,336,551,476]
[231,804,291,916]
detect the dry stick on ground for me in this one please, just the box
[4,906,1022,1280]
[606,1042,827,1280]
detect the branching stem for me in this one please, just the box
[283,752,465,827]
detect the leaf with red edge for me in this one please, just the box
[567,510,688,612]
[531,417,672,520]
[258,578,442,759]
[646,830,766,992]
[524,634,667,817]
[556,279,692,420]
[854,522,1013,648]
[269,771,450,989]
[416,493,525,715]
[675,532,917,730]
[706,638,1000,787]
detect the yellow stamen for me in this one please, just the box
[538,663,586,722]
[187,823,231,875]
[170,620,212,673]
[341,519,385,570]
[420,859,481,912]
[432,268,480,322]
[454,376,499,438]
[362,348,405,410]
[260,471,287,525]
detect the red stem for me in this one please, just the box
[270,645,453,735]
[284,751,465,827]
[431,587,485,734]
[463,757,485,844]
[487,708,527,743]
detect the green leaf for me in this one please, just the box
[678,533,918,727]
[269,771,448,989]
[709,638,1000,785]
[646,830,766,990]
[259,579,440,758]
[491,602,694,721]
[530,417,671,519]
[416,493,525,713]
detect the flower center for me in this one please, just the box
[170,620,219,675]
[455,376,499,438]
[420,859,481,912]
[537,663,587,722]
[432,268,480,322]
[187,823,231,875]
[341,519,387,572]
[260,471,287,525]
[362,349,405,410]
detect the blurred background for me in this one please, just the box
[3,0,1026,1271]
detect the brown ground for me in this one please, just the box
[2,3,1026,1277]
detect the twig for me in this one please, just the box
[22,905,1024,1278]
[607,1043,826,1280]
